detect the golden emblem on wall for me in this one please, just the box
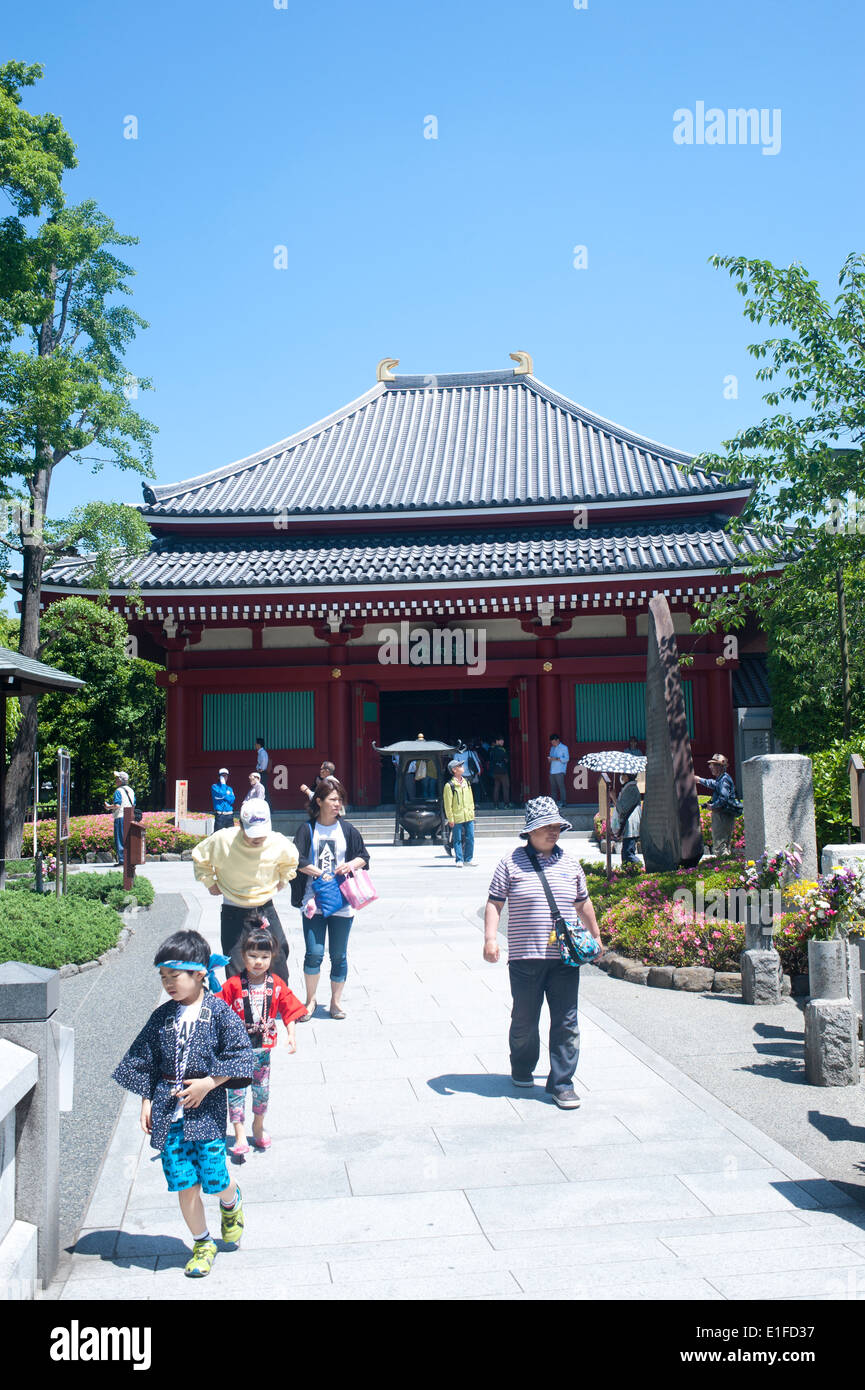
[331,667,342,679]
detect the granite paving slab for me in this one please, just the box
[48,844,865,1303]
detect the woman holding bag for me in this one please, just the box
[292,779,370,1020]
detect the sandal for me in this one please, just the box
[230,1141,250,1156]
[298,1005,315,1021]
[252,1132,271,1149]
[329,1005,346,1020]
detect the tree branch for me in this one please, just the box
[54,269,76,347]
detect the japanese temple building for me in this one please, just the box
[41,353,778,810]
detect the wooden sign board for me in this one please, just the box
[849,755,865,827]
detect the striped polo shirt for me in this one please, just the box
[488,845,590,960]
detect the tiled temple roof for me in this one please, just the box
[43,515,775,594]
[141,371,745,520]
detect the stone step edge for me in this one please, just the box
[593,952,794,997]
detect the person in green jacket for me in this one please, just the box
[444,758,476,867]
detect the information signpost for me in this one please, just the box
[55,749,71,897]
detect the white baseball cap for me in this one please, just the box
[240,803,272,836]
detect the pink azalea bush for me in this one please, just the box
[601,897,745,969]
[22,812,205,859]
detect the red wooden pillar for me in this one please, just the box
[522,676,540,798]
[327,658,350,780]
[165,676,185,798]
[538,670,560,798]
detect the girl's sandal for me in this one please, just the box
[329,1005,346,1020]
[230,1141,250,1156]
[252,1132,272,1150]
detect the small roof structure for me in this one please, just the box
[0,647,85,697]
[0,647,85,888]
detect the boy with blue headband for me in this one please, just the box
[113,929,256,1278]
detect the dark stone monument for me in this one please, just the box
[642,595,704,870]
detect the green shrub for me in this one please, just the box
[810,738,865,852]
[66,871,155,908]
[0,894,121,968]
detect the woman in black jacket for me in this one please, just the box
[292,778,370,1020]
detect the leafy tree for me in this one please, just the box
[762,555,865,749]
[690,253,865,743]
[35,596,164,814]
[0,61,156,853]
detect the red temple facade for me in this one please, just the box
[43,354,776,810]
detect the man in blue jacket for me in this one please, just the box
[211,768,236,830]
[695,753,741,858]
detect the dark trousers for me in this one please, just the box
[508,959,580,1093]
[621,836,639,864]
[220,900,288,982]
[214,812,234,831]
[492,772,510,805]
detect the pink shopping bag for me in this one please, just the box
[338,867,378,910]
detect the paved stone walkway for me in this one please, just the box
[49,839,865,1301]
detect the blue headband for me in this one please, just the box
[158,953,231,993]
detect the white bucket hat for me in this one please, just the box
[519,796,572,839]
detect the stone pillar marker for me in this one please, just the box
[0,962,62,1286]
[739,754,820,1006]
[641,595,703,870]
[742,753,819,881]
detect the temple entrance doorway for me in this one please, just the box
[378,687,509,803]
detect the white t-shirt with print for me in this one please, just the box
[302,821,352,918]
[170,998,205,1123]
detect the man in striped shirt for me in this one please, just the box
[484,797,601,1109]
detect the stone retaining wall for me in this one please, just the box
[594,952,793,996]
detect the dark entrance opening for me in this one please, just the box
[379,687,509,803]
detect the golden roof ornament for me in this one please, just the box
[510,350,533,376]
[376,358,399,382]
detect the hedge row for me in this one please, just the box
[0,893,122,969]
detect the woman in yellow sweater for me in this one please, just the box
[191,800,298,980]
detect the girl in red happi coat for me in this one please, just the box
[218,914,309,1155]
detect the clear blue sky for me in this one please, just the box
[5,0,864,519]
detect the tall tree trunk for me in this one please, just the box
[837,563,852,739]
[4,475,50,857]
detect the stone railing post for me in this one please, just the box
[0,962,68,1288]
[0,1038,39,1298]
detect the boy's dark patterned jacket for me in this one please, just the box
[112,995,256,1151]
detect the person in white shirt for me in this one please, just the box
[255,738,269,803]
[104,770,135,866]
[548,735,569,806]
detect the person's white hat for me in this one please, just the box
[240,802,272,836]
[218,767,229,775]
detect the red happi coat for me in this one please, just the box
[218,974,308,1050]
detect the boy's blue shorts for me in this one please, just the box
[161,1123,230,1194]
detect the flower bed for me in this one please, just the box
[586,845,865,983]
[22,812,204,860]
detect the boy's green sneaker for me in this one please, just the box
[184,1238,217,1278]
[220,1187,244,1245]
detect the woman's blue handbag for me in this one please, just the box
[312,874,345,916]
